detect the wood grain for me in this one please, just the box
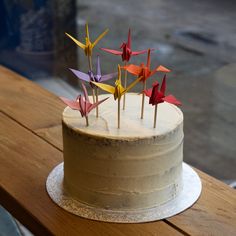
[0,112,182,236]
[0,65,63,150]
[1,66,236,235]
[167,169,236,235]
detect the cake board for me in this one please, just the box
[46,162,202,223]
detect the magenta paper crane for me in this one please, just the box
[60,83,108,126]
[144,75,181,128]
[69,55,117,117]
[101,29,149,62]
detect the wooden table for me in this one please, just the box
[0,66,235,236]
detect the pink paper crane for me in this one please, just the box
[144,75,181,128]
[60,83,108,126]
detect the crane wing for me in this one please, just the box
[92,82,116,95]
[101,48,122,55]
[65,33,85,49]
[92,29,109,48]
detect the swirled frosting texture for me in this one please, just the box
[62,93,184,210]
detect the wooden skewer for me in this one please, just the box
[141,81,146,119]
[95,87,99,117]
[118,98,121,129]
[88,55,95,104]
[153,104,158,128]
[85,116,89,126]
[88,55,93,71]
[92,88,95,103]
[123,62,127,110]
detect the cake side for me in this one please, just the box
[62,93,184,210]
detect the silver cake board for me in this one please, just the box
[46,162,202,223]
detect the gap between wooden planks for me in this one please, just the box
[0,65,236,235]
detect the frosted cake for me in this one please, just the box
[62,93,184,210]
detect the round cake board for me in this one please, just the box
[46,162,202,223]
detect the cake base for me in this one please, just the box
[46,162,201,223]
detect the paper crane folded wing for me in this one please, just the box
[163,94,181,105]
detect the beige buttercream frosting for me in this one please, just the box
[62,93,184,210]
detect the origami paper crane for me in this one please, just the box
[144,75,181,128]
[144,75,181,106]
[60,83,108,126]
[101,29,149,62]
[92,65,143,128]
[65,23,108,58]
[69,55,117,117]
[69,55,117,88]
[123,48,171,119]
[123,49,170,82]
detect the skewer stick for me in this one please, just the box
[95,87,99,117]
[88,55,93,71]
[118,98,121,129]
[141,81,146,119]
[85,116,89,126]
[153,104,158,128]
[92,88,95,103]
[123,62,127,110]
[88,55,95,103]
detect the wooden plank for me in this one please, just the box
[0,112,183,236]
[0,65,63,150]
[167,169,236,235]
[1,66,236,235]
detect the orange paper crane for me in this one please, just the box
[65,23,108,70]
[122,49,170,119]
[92,65,143,128]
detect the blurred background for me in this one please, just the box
[0,0,235,234]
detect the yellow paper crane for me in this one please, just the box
[65,23,108,58]
[92,65,142,128]
[92,65,142,100]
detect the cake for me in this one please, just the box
[62,93,184,210]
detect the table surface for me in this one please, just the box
[0,65,235,236]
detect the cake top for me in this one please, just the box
[63,93,183,140]
[61,24,182,130]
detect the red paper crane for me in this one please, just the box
[123,49,171,118]
[144,75,181,128]
[60,83,108,126]
[101,29,149,62]
[144,75,181,106]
